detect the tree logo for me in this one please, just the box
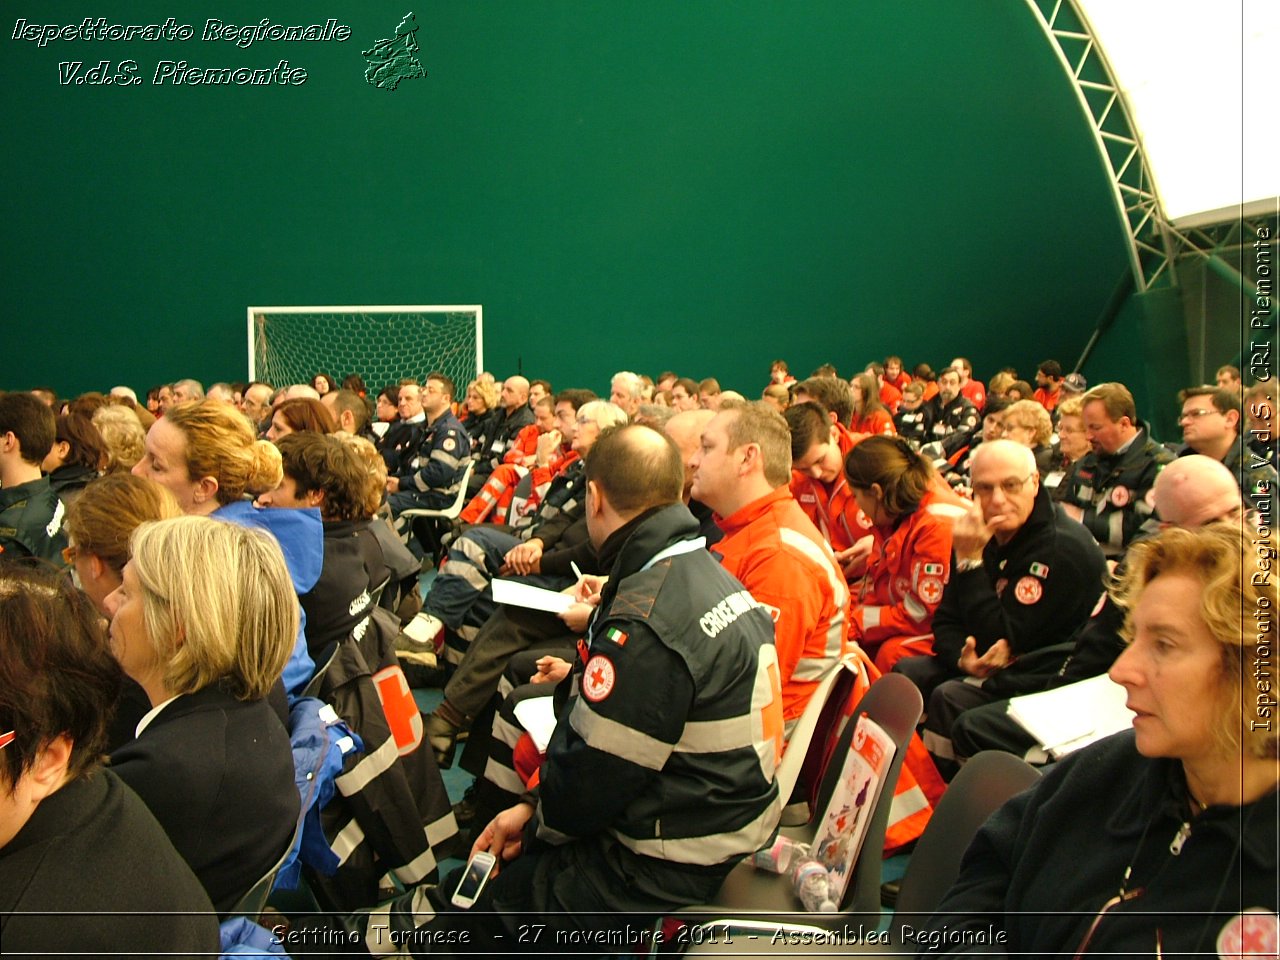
[363,12,426,90]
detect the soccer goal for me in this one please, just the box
[247,305,483,392]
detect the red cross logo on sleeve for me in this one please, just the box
[372,665,424,756]
[582,654,616,703]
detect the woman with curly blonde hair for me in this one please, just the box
[92,404,147,473]
[133,400,282,515]
[927,522,1278,955]
[1000,399,1056,478]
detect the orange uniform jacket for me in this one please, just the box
[1033,385,1062,413]
[789,426,873,555]
[713,487,849,729]
[960,379,987,412]
[502,423,542,465]
[878,382,903,415]
[852,489,963,644]
[851,409,896,437]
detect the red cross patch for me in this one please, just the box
[1014,576,1043,605]
[1110,485,1130,507]
[582,654,616,703]
[919,576,943,605]
[1216,909,1279,959]
[372,665,424,756]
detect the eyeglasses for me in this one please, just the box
[972,474,1034,498]
[1178,408,1218,422]
[1072,885,1146,958]
[0,730,14,750]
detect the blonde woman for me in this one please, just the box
[64,473,183,748]
[92,404,147,473]
[927,523,1278,955]
[1046,394,1089,497]
[1001,398,1056,477]
[64,473,182,617]
[461,378,501,456]
[132,399,323,694]
[105,516,300,915]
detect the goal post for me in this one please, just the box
[247,305,484,393]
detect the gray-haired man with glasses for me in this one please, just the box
[893,439,1107,711]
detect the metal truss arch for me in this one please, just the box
[1026,0,1179,292]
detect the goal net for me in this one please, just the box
[248,305,483,393]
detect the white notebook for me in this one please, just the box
[1006,674,1135,758]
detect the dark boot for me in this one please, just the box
[425,701,469,768]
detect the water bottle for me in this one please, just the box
[751,836,809,874]
[790,858,837,912]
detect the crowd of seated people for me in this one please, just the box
[1,352,1275,955]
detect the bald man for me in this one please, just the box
[280,383,321,403]
[382,424,781,950]
[468,375,534,493]
[929,454,1245,769]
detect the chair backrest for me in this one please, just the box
[302,642,341,700]
[398,458,476,521]
[226,824,299,920]
[774,657,856,808]
[368,575,391,610]
[444,459,475,518]
[894,750,1041,917]
[810,672,922,918]
[501,470,538,525]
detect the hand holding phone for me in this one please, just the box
[450,850,497,909]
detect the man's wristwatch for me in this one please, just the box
[955,557,984,573]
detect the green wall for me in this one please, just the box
[5,1,1133,399]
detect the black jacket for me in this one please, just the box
[0,475,67,563]
[309,605,460,909]
[535,502,781,873]
[46,463,99,502]
[300,519,390,659]
[932,486,1107,671]
[1058,424,1174,556]
[926,730,1277,957]
[924,393,980,458]
[391,410,471,510]
[474,404,535,476]
[376,417,425,474]
[109,684,298,914]
[0,769,219,956]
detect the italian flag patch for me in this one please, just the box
[923,562,944,576]
[1029,562,1050,578]
[605,626,629,647]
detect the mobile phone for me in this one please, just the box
[450,850,498,909]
